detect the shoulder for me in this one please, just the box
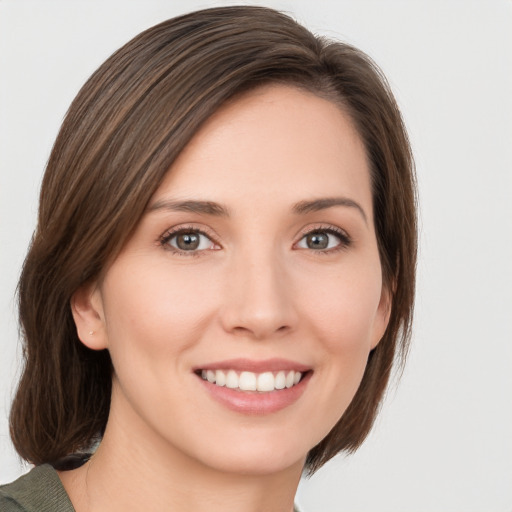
[0,464,75,512]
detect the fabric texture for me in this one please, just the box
[0,464,75,512]
[0,464,303,511]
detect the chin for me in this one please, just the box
[200,447,307,477]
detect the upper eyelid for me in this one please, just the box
[160,224,220,243]
[296,223,351,240]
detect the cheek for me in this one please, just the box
[299,259,384,352]
[295,259,383,425]
[101,260,221,368]
[98,260,224,433]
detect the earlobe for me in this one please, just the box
[371,286,392,350]
[71,282,108,351]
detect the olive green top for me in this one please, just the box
[0,465,303,511]
[0,464,75,512]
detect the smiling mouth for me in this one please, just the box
[197,369,307,392]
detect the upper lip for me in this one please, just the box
[194,358,311,373]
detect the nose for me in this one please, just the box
[219,248,298,340]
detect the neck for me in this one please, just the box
[59,393,303,512]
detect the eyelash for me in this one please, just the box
[159,225,219,258]
[296,225,352,255]
[159,224,352,256]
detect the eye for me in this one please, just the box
[296,228,351,252]
[161,228,219,254]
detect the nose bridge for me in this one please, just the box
[220,238,297,339]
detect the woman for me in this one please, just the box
[0,6,416,511]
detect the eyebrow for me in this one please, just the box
[148,196,367,223]
[147,199,230,217]
[292,197,368,224]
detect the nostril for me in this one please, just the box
[232,326,252,335]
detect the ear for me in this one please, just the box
[370,285,392,350]
[71,282,108,351]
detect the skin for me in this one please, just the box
[63,84,390,512]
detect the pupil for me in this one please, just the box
[307,232,328,249]
[177,233,199,250]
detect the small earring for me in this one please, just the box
[88,331,95,335]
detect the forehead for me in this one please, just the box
[153,84,372,216]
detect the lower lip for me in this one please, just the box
[197,372,312,415]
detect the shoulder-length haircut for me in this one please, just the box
[10,5,416,474]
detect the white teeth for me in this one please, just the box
[275,371,286,390]
[215,370,226,387]
[200,369,304,392]
[226,370,239,389]
[285,371,295,388]
[257,372,275,392]
[239,371,257,391]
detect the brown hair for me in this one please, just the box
[10,5,416,474]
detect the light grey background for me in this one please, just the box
[1,1,511,511]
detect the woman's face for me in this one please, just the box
[77,84,390,475]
